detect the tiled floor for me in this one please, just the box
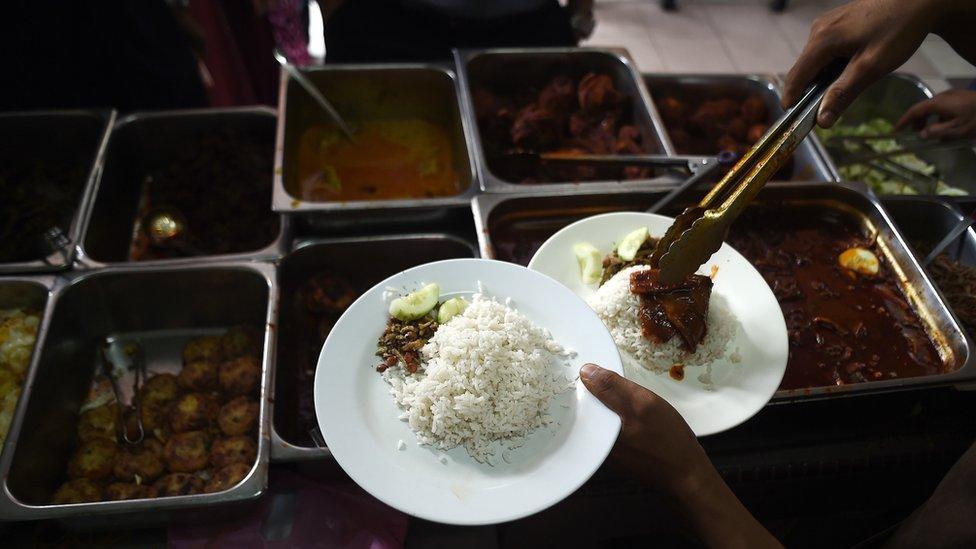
[584,0,976,81]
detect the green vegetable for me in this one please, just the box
[390,283,439,321]
[574,242,603,285]
[437,297,468,324]
[616,227,649,262]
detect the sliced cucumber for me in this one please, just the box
[437,297,469,324]
[390,283,440,321]
[616,227,649,262]
[574,242,603,285]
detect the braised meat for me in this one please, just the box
[511,104,562,150]
[578,73,624,112]
[630,269,713,352]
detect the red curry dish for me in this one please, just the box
[727,205,943,390]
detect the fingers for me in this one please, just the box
[920,119,968,140]
[783,38,836,109]
[817,55,878,127]
[895,99,938,132]
[580,363,652,418]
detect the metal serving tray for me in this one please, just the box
[808,73,976,195]
[472,183,973,401]
[76,107,288,269]
[454,47,678,193]
[273,64,479,231]
[0,110,114,274]
[0,261,277,523]
[642,73,834,182]
[883,197,976,264]
[272,234,478,462]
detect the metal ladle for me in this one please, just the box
[142,207,204,257]
[273,50,356,141]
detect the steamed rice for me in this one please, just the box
[587,266,738,384]
[383,292,571,462]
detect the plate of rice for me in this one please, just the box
[528,211,787,436]
[314,258,622,525]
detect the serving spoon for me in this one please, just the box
[273,50,356,141]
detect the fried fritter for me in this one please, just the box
[52,478,103,504]
[104,482,151,501]
[218,355,260,397]
[204,463,251,494]
[77,403,118,443]
[68,438,118,480]
[217,397,259,436]
[210,435,257,469]
[139,373,180,407]
[220,326,262,359]
[169,392,219,434]
[150,473,204,497]
[113,439,166,483]
[177,359,219,391]
[182,336,222,364]
[164,430,210,473]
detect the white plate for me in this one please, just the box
[314,258,623,525]
[528,212,787,436]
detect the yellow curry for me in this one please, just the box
[297,119,459,202]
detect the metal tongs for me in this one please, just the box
[650,63,845,284]
[99,338,147,445]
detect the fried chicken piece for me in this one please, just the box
[538,75,576,113]
[727,117,748,142]
[219,355,261,397]
[690,99,739,140]
[210,435,257,469]
[657,96,687,127]
[577,73,623,111]
[217,397,259,436]
[150,473,204,497]
[510,104,561,150]
[741,94,767,124]
[52,478,103,504]
[164,430,211,473]
[204,463,251,494]
[747,123,769,144]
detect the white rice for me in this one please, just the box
[587,266,738,386]
[383,293,572,462]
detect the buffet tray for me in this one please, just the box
[471,182,973,401]
[271,234,478,462]
[807,73,976,195]
[0,260,277,522]
[75,107,288,269]
[272,63,479,231]
[454,47,679,193]
[641,73,835,182]
[0,110,114,274]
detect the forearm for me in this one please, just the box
[670,465,782,549]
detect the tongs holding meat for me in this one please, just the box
[650,63,846,284]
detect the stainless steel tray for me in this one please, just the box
[0,261,278,522]
[883,197,976,264]
[454,47,679,193]
[642,73,834,182]
[0,110,114,274]
[271,234,478,462]
[75,107,288,269]
[471,183,973,401]
[273,63,479,231]
[807,73,976,195]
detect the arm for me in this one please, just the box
[580,363,782,549]
[782,0,976,128]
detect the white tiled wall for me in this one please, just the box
[584,0,976,81]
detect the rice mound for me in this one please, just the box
[383,293,571,463]
[586,265,738,382]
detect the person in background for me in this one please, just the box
[896,88,976,140]
[321,0,595,63]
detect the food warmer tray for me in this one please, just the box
[0,260,277,525]
[471,182,974,401]
[271,234,479,462]
[641,73,835,182]
[75,107,289,270]
[272,63,480,232]
[0,110,115,274]
[805,73,976,196]
[453,47,682,194]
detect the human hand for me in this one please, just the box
[579,362,709,496]
[896,89,976,140]
[782,0,943,128]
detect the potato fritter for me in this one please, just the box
[77,402,118,443]
[164,430,210,473]
[204,463,251,494]
[150,473,204,497]
[217,397,259,436]
[52,478,103,504]
[218,355,260,397]
[104,482,151,501]
[169,392,219,434]
[68,438,118,480]
[210,435,257,469]
[182,336,222,364]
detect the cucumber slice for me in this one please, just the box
[574,242,603,285]
[616,227,649,262]
[390,283,440,321]
[437,297,468,324]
